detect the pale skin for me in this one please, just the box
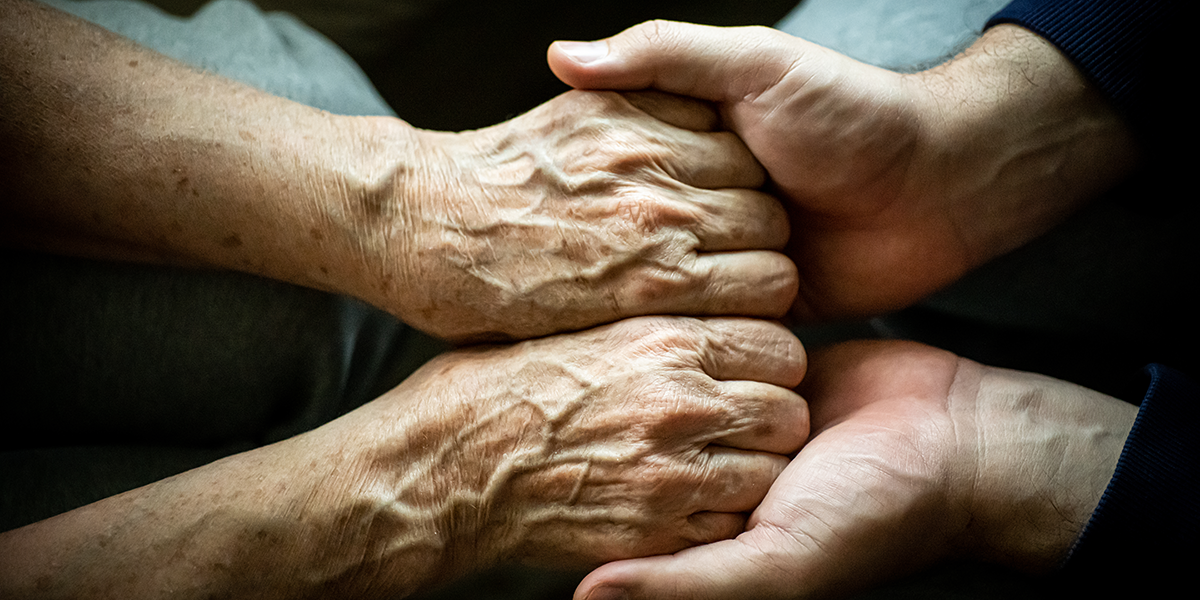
[0,0,797,343]
[549,20,1140,321]
[0,316,809,599]
[548,19,1144,599]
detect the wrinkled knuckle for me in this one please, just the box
[608,315,684,345]
[628,317,701,354]
[625,274,684,309]
[738,407,786,440]
[631,19,679,48]
[643,377,726,426]
[602,142,658,176]
[560,90,625,122]
[759,257,800,316]
[614,191,693,233]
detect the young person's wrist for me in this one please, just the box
[908,24,1139,268]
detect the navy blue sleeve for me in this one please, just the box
[986,0,1179,141]
[1061,363,1199,587]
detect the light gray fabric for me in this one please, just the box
[43,0,394,116]
[775,0,1009,70]
[3,0,448,532]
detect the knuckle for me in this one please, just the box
[618,316,701,354]
[631,19,679,48]
[614,190,696,233]
[603,238,704,311]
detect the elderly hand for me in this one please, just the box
[3,3,793,343]
[549,22,1137,321]
[361,90,796,341]
[356,316,807,579]
[572,340,1136,600]
[0,316,808,599]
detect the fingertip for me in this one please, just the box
[576,542,757,600]
[577,585,629,600]
[548,40,609,88]
[549,38,645,91]
[548,40,594,89]
[576,558,669,600]
[575,561,633,600]
[550,19,736,98]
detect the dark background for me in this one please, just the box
[147,0,800,130]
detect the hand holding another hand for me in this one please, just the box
[550,22,1138,321]
[361,90,796,342]
[322,316,808,594]
[574,340,1136,600]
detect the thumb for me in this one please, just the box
[573,532,800,600]
[548,20,798,103]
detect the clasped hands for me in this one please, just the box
[0,5,1142,598]
[319,19,1137,599]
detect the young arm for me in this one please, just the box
[549,21,1138,321]
[572,340,1142,600]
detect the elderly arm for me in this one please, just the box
[0,317,808,599]
[0,0,796,342]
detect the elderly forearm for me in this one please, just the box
[0,0,413,299]
[0,436,367,599]
[1,0,798,340]
[0,317,808,599]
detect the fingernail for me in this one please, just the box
[587,586,630,600]
[556,40,609,64]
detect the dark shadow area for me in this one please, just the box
[147,0,799,130]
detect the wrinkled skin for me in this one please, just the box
[356,316,808,578]
[0,317,809,599]
[549,22,1137,321]
[366,90,797,341]
[573,340,1136,600]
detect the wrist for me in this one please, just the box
[274,114,424,309]
[951,363,1137,571]
[907,24,1138,267]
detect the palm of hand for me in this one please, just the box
[729,341,970,598]
[574,340,1134,600]
[572,340,969,600]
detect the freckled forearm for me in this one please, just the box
[0,0,419,298]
